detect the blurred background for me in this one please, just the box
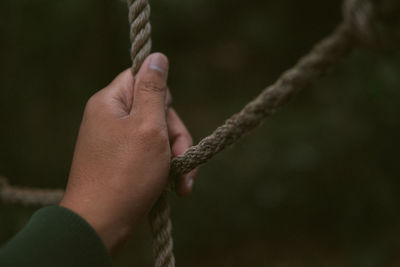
[1,0,400,266]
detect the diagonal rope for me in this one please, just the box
[1,0,399,267]
[169,24,354,179]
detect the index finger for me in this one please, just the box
[166,108,198,196]
[167,108,192,157]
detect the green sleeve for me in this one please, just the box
[0,206,113,267]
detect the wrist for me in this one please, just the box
[60,191,134,255]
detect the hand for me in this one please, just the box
[60,53,197,254]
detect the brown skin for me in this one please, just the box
[60,53,197,254]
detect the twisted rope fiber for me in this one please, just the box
[128,0,152,75]
[127,1,175,266]
[0,177,63,206]
[344,0,400,48]
[0,0,398,266]
[170,24,354,178]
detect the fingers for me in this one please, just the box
[132,53,169,123]
[165,88,172,109]
[177,169,198,197]
[168,108,192,156]
[102,54,197,196]
[167,108,198,196]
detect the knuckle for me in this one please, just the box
[142,124,163,138]
[84,95,99,114]
[84,93,106,115]
[139,79,166,93]
[179,126,193,146]
[139,123,168,143]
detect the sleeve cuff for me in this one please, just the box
[0,205,113,267]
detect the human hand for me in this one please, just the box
[60,53,196,254]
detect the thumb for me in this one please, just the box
[132,53,169,122]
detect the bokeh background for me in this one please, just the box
[1,0,400,266]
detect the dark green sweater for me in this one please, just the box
[0,206,113,267]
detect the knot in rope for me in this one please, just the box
[343,0,400,49]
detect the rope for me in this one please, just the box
[343,0,400,48]
[0,177,63,206]
[170,24,354,178]
[1,0,399,266]
[149,192,175,267]
[127,1,176,266]
[127,0,152,75]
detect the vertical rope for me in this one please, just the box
[127,1,175,266]
[0,177,63,206]
[149,192,175,267]
[127,0,152,74]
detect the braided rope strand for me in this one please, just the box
[344,0,400,48]
[149,193,175,267]
[127,1,176,266]
[128,0,152,75]
[170,24,355,178]
[0,177,63,206]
